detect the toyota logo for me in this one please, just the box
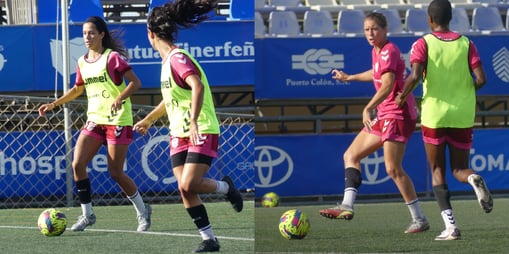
[254,145,293,188]
[360,150,391,185]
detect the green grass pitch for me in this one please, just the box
[255,197,509,253]
[0,201,254,254]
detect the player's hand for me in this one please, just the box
[362,108,374,132]
[111,98,124,116]
[332,69,349,81]
[189,120,204,146]
[133,119,151,136]
[395,92,405,107]
[38,103,56,117]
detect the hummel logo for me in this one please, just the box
[175,53,187,64]
[114,126,123,137]
[445,210,456,225]
[382,120,390,133]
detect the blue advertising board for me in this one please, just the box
[0,125,253,198]
[255,35,509,99]
[255,129,509,198]
[0,21,254,92]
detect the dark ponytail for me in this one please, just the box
[147,0,218,42]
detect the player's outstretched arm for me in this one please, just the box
[332,69,373,82]
[38,86,84,117]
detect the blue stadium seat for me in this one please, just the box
[450,7,471,33]
[255,11,266,36]
[303,10,335,36]
[337,9,365,35]
[256,0,267,9]
[374,8,404,34]
[268,11,300,36]
[69,0,104,23]
[405,8,431,34]
[256,0,276,15]
[472,6,505,32]
[229,0,254,20]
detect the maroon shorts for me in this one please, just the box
[421,125,473,150]
[364,117,416,143]
[169,134,219,158]
[81,121,133,145]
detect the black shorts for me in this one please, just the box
[170,151,214,167]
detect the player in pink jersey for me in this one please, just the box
[397,0,491,241]
[319,12,429,234]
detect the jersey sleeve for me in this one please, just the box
[409,38,427,66]
[107,51,132,85]
[170,52,201,89]
[74,64,84,86]
[469,41,482,70]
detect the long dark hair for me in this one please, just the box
[147,0,218,43]
[84,16,128,59]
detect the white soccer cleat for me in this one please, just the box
[435,228,461,241]
[137,203,152,232]
[71,214,96,231]
[468,174,493,213]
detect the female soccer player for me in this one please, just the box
[133,0,243,252]
[319,12,429,234]
[38,16,151,232]
[397,0,492,240]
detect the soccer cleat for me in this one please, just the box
[137,203,152,232]
[194,237,220,253]
[404,217,430,234]
[222,176,243,212]
[435,228,461,241]
[70,214,96,231]
[468,174,493,213]
[319,204,354,220]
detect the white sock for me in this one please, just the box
[441,209,457,230]
[199,224,215,240]
[216,180,229,194]
[406,199,425,220]
[341,187,357,208]
[81,203,93,216]
[127,191,146,216]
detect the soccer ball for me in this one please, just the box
[261,192,279,207]
[37,208,67,236]
[278,209,310,240]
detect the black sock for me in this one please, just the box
[186,204,210,230]
[433,184,452,211]
[76,179,92,204]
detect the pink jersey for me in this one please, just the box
[372,41,417,120]
[75,51,132,86]
[409,31,482,70]
[163,48,201,89]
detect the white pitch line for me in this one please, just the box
[0,225,254,241]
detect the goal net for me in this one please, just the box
[0,95,254,208]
